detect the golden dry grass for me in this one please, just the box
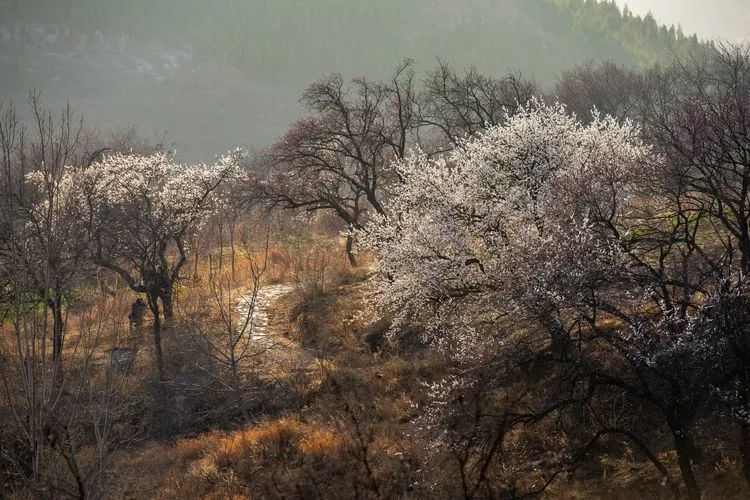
[108,417,345,499]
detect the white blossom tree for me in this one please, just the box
[361,101,645,336]
[69,150,242,380]
[361,101,722,498]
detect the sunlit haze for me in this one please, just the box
[617,0,750,42]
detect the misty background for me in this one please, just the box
[0,0,738,161]
[616,1,749,43]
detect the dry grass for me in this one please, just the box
[70,255,750,499]
[109,417,348,499]
[6,214,750,499]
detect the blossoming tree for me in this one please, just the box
[361,101,646,334]
[361,101,719,497]
[69,150,241,379]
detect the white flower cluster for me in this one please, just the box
[360,101,650,329]
[62,149,244,239]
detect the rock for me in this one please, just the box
[361,319,391,353]
[110,347,138,366]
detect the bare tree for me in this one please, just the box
[0,93,89,370]
[0,248,130,498]
[418,61,537,152]
[554,60,646,122]
[181,227,273,420]
[640,42,750,489]
[257,61,418,265]
[0,95,143,498]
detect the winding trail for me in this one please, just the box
[236,283,295,340]
[235,283,316,377]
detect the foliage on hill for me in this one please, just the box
[1,0,710,82]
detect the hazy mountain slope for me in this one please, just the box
[0,0,710,160]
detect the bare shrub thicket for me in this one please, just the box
[0,97,147,496]
[179,221,273,422]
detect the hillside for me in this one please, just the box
[0,0,711,159]
[3,2,750,498]
[2,0,709,80]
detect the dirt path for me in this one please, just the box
[236,283,295,341]
[236,283,316,377]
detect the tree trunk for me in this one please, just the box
[229,360,248,421]
[50,295,64,368]
[346,234,358,267]
[230,222,237,280]
[736,333,750,487]
[61,426,86,500]
[161,291,174,320]
[672,429,701,500]
[739,362,750,485]
[541,316,569,358]
[740,424,750,486]
[147,294,165,381]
